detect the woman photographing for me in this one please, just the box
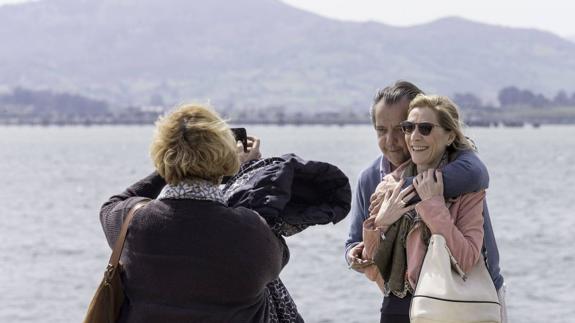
[99,104,285,322]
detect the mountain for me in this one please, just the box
[1,0,575,110]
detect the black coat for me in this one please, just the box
[100,173,285,323]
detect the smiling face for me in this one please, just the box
[374,98,411,169]
[405,107,455,173]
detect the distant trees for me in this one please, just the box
[453,93,483,110]
[497,86,575,108]
[453,86,575,110]
[0,87,109,116]
[553,90,570,106]
[2,85,575,126]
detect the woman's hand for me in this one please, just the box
[412,169,443,201]
[369,175,400,215]
[374,180,417,229]
[237,136,261,163]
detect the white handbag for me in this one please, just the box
[410,234,501,323]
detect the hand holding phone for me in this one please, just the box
[231,128,248,152]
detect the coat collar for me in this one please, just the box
[157,179,225,204]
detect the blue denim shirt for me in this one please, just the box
[344,150,504,290]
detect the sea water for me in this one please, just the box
[1,125,573,323]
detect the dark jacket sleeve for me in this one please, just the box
[403,149,489,203]
[224,154,351,235]
[99,171,166,248]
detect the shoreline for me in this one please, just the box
[0,118,575,128]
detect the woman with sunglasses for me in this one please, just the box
[360,94,490,323]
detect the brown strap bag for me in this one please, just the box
[83,199,150,323]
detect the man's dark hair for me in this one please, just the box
[370,80,424,125]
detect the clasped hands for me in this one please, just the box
[348,169,444,272]
[369,169,444,228]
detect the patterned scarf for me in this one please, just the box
[157,179,225,204]
[373,153,450,298]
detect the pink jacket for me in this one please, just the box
[362,191,485,292]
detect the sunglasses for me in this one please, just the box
[400,121,443,136]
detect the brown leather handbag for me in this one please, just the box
[83,199,150,323]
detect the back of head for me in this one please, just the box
[408,94,473,152]
[150,104,240,185]
[371,81,424,125]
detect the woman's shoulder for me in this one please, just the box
[143,200,274,241]
[223,206,282,257]
[226,206,270,228]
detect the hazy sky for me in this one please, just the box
[281,0,575,38]
[1,0,574,37]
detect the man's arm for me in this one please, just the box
[403,149,489,203]
[344,176,368,263]
[345,158,382,271]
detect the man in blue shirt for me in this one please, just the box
[344,81,505,322]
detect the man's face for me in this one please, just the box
[373,99,410,168]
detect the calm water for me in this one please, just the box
[1,125,574,323]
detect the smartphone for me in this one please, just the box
[230,127,248,152]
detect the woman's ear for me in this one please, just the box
[448,131,456,146]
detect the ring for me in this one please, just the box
[399,200,406,206]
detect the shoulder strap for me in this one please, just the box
[108,199,151,267]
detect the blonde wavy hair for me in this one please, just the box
[150,104,240,184]
[408,94,473,152]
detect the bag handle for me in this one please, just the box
[445,244,467,281]
[104,199,150,284]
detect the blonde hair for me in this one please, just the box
[150,104,240,184]
[408,94,473,151]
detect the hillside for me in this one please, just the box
[1,0,575,110]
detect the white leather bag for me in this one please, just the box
[410,234,501,323]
